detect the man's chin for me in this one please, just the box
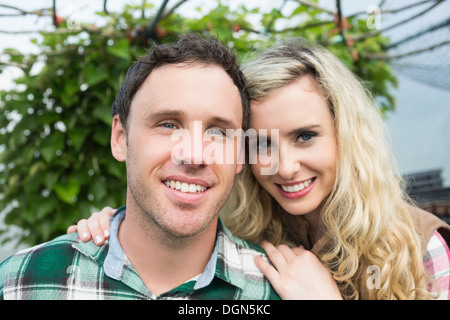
[155,215,217,245]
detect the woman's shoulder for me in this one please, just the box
[424,230,450,300]
[407,204,450,254]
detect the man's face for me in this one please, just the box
[111,63,243,240]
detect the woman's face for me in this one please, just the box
[250,75,337,219]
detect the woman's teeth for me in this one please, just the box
[164,180,207,194]
[280,178,314,193]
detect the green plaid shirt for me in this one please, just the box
[0,207,280,300]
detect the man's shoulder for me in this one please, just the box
[218,223,280,300]
[220,221,265,254]
[0,233,107,299]
[1,233,80,270]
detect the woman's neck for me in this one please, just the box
[297,208,323,246]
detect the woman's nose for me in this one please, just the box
[277,151,301,180]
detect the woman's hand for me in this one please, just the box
[255,241,342,300]
[67,206,116,245]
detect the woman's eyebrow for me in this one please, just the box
[287,124,321,136]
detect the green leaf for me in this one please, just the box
[40,133,65,163]
[107,38,131,61]
[68,128,90,151]
[29,161,45,177]
[93,105,113,126]
[35,197,57,220]
[84,65,109,86]
[90,176,107,201]
[54,177,81,204]
[44,170,60,191]
[93,127,110,146]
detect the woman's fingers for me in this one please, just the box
[97,207,115,240]
[67,225,77,234]
[71,207,116,244]
[76,219,91,242]
[87,207,116,245]
[261,241,297,274]
[257,242,342,299]
[291,245,305,256]
[254,255,279,284]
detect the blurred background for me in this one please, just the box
[1,0,449,262]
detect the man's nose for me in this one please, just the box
[170,122,205,166]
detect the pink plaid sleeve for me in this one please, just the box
[424,231,450,300]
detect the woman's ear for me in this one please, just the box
[111,115,127,162]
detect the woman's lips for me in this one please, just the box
[276,177,316,199]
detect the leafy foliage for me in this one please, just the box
[0,1,397,246]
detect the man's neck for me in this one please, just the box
[118,207,217,296]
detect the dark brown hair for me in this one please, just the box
[112,33,249,130]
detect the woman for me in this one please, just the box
[68,40,450,299]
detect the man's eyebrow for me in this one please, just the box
[210,116,240,129]
[143,110,240,128]
[146,109,184,118]
[142,109,185,122]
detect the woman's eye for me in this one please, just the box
[258,138,271,149]
[298,132,317,142]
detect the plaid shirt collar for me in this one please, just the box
[71,207,248,293]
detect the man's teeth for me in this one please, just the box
[164,180,207,193]
[280,178,314,193]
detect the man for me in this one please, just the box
[0,34,279,300]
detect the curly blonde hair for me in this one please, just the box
[221,40,436,299]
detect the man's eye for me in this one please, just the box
[162,123,176,129]
[206,128,224,136]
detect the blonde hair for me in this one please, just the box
[221,40,436,299]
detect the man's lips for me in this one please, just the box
[162,175,211,194]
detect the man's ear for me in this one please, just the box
[111,115,127,162]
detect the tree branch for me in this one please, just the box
[385,17,450,50]
[353,0,445,41]
[336,0,349,47]
[161,0,189,20]
[239,26,265,35]
[0,29,40,34]
[347,0,438,18]
[0,60,28,69]
[265,0,288,33]
[369,40,450,60]
[52,0,57,27]
[103,0,109,15]
[0,4,50,17]
[272,20,334,34]
[0,23,105,36]
[291,0,335,15]
[143,0,169,40]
